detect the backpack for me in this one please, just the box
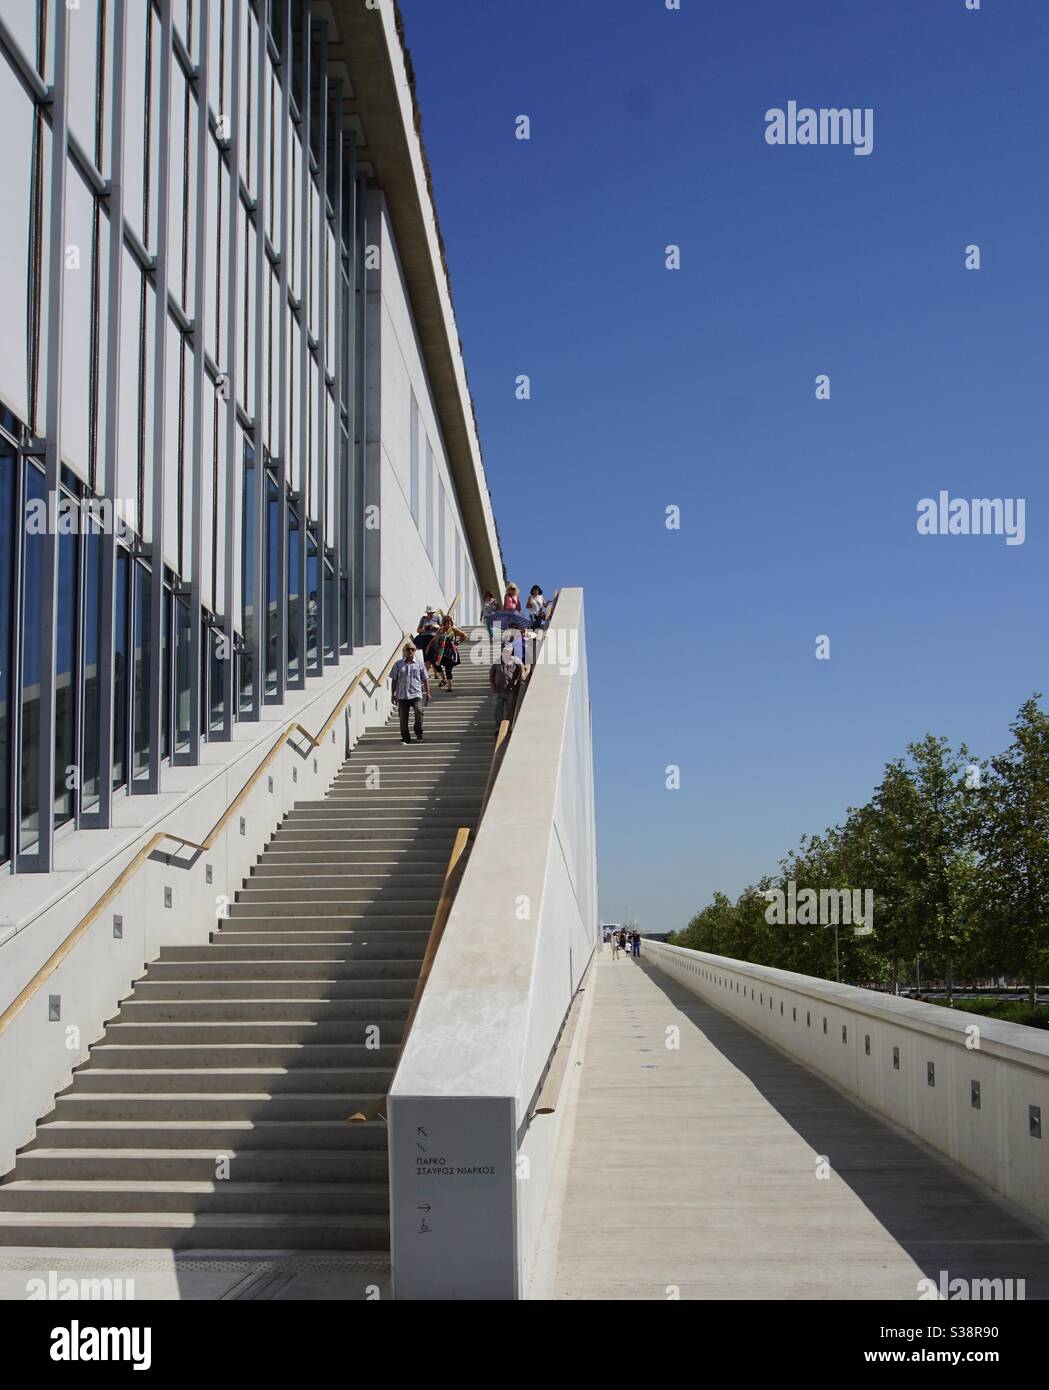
[491,661,519,694]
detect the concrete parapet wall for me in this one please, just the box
[643,940,1049,1228]
[388,588,598,1299]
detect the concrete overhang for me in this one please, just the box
[327,0,504,597]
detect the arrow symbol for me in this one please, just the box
[416,1142,427,1152]
[417,1126,429,1138]
[417,1204,431,1213]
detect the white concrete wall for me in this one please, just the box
[643,941,1049,1227]
[374,196,482,635]
[0,643,399,1172]
[388,588,598,1299]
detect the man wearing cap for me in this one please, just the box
[389,641,431,745]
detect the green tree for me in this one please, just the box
[972,698,1049,1006]
[870,737,976,1003]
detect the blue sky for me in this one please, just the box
[399,0,1049,934]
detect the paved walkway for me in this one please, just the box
[544,950,1049,1300]
[0,1249,389,1300]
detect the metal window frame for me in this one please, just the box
[18,0,70,872]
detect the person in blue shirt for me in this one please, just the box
[389,642,431,744]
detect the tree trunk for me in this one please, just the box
[945,951,954,1006]
[1030,978,1037,1009]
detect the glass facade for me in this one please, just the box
[0,0,486,875]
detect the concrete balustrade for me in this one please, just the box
[388,587,598,1299]
[643,940,1049,1227]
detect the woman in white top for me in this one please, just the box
[527,585,547,628]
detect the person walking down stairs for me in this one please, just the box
[390,641,431,745]
[425,616,467,692]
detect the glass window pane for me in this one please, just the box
[306,531,319,675]
[265,472,278,695]
[175,597,191,751]
[208,623,225,733]
[53,505,79,827]
[19,464,46,853]
[132,561,151,781]
[323,560,334,663]
[112,547,129,789]
[81,520,101,811]
[239,447,255,713]
[287,507,300,683]
[0,441,14,863]
[162,583,171,761]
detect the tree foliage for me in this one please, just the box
[668,697,1049,998]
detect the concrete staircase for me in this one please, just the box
[0,635,495,1250]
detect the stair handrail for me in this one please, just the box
[0,629,414,1039]
[349,824,472,1123]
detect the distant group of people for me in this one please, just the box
[388,585,555,746]
[481,583,552,636]
[607,928,641,960]
[484,582,556,732]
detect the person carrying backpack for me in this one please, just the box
[489,646,525,730]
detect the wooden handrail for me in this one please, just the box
[480,719,511,821]
[349,825,472,1123]
[0,630,412,1038]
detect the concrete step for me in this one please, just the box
[275,814,471,827]
[100,1020,407,1046]
[30,1119,389,1151]
[50,1092,383,1122]
[83,1042,402,1068]
[217,916,432,929]
[0,1209,390,1250]
[267,827,464,842]
[300,788,484,801]
[245,871,446,887]
[256,849,453,864]
[331,773,489,783]
[12,1148,390,1184]
[132,977,418,998]
[116,998,411,1023]
[67,1066,395,1094]
[210,932,429,947]
[227,896,439,914]
[0,1179,390,1216]
[167,941,426,959]
[146,959,422,979]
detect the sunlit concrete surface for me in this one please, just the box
[542,951,1049,1300]
[0,1250,389,1301]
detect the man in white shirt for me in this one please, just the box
[390,642,431,744]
